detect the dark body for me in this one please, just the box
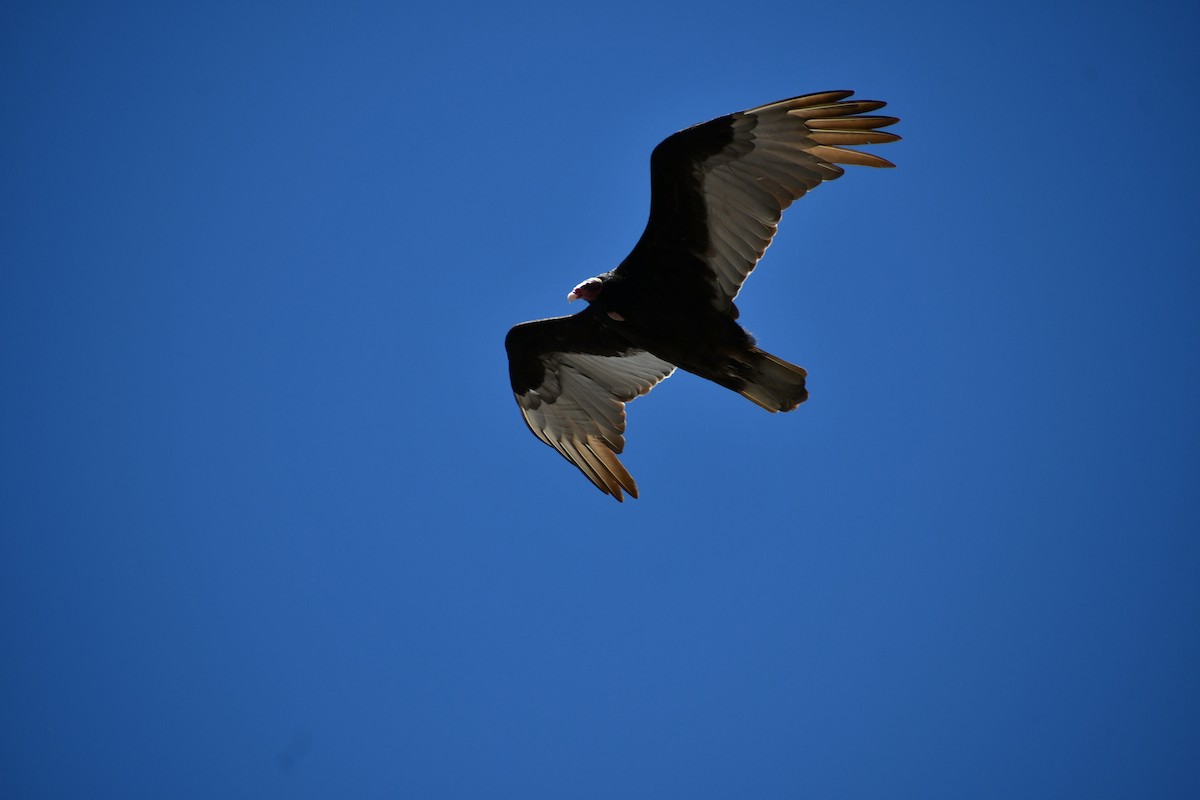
[562,265,768,403]
[505,90,899,499]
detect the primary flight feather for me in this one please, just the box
[505,90,899,500]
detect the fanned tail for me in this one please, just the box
[736,348,809,412]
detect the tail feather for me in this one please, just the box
[736,348,809,412]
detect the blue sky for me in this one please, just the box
[3,1,1198,797]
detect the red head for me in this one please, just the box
[567,277,604,303]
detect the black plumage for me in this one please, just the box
[506,91,899,500]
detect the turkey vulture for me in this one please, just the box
[505,90,899,501]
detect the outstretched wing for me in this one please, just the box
[505,313,676,500]
[623,90,899,311]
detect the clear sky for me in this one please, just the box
[3,1,1198,797]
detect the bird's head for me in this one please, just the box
[567,277,604,303]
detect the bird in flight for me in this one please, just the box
[505,90,899,501]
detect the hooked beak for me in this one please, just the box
[567,291,579,302]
